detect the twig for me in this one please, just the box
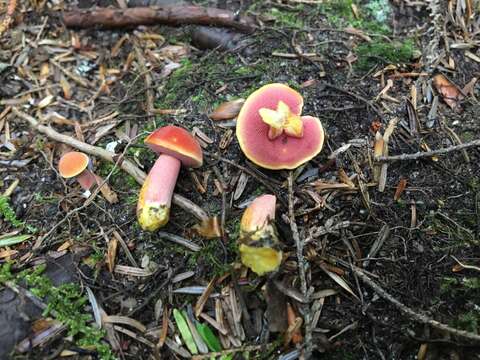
[324,83,383,119]
[14,108,208,223]
[376,139,480,162]
[351,265,480,342]
[287,172,312,357]
[451,255,480,273]
[62,6,255,33]
[133,37,154,116]
[288,173,307,294]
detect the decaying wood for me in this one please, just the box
[63,6,255,33]
[13,108,208,222]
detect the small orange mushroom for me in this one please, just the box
[58,151,97,190]
[236,83,324,170]
[137,125,203,231]
[238,194,282,275]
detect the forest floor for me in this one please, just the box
[1,0,480,359]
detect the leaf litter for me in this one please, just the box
[1,0,480,359]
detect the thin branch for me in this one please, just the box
[288,172,312,357]
[288,173,307,295]
[351,265,480,342]
[62,6,255,33]
[13,108,208,222]
[377,139,480,162]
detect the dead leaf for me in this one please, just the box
[193,217,222,239]
[31,319,55,333]
[432,74,464,110]
[103,315,147,333]
[219,129,234,150]
[195,277,217,318]
[320,265,359,300]
[233,172,249,200]
[157,44,189,62]
[209,99,245,121]
[394,178,407,201]
[37,95,54,109]
[343,27,372,42]
[94,175,118,204]
[462,77,478,96]
[106,236,118,273]
[338,169,355,188]
[286,303,303,345]
[60,76,72,100]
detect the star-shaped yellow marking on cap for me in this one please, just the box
[259,101,304,140]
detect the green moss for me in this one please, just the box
[456,311,480,333]
[0,195,24,228]
[319,0,355,25]
[0,195,36,233]
[98,162,139,189]
[1,263,115,359]
[355,39,415,70]
[187,240,232,276]
[34,192,58,204]
[268,7,305,29]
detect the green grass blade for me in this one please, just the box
[173,309,198,355]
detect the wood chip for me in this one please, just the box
[195,277,217,318]
[114,265,154,277]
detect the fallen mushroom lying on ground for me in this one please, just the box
[238,194,283,275]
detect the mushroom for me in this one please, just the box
[58,151,98,190]
[238,194,282,275]
[137,125,203,231]
[236,83,324,170]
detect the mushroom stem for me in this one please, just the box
[137,154,181,231]
[76,169,97,190]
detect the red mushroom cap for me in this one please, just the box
[58,152,90,178]
[144,125,203,168]
[236,83,324,170]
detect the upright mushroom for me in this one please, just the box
[238,194,282,275]
[58,151,97,190]
[236,83,324,169]
[137,125,203,231]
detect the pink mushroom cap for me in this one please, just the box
[236,83,324,170]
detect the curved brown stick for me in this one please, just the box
[63,6,255,34]
[13,108,208,222]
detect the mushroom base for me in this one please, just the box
[137,204,170,231]
[239,244,282,275]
